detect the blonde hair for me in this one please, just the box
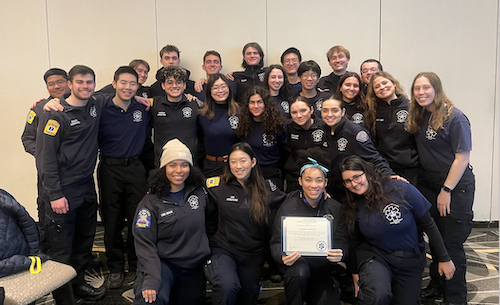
[406,72,454,134]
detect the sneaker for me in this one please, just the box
[108,272,125,289]
[73,282,106,301]
[421,285,444,300]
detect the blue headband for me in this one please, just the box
[299,157,329,176]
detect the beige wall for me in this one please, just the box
[0,0,498,221]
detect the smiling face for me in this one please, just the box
[341,170,369,196]
[268,68,284,94]
[321,99,345,128]
[340,76,360,102]
[328,51,349,75]
[68,73,95,100]
[244,46,261,66]
[112,72,139,102]
[413,76,436,111]
[46,75,70,98]
[229,150,256,185]
[290,100,313,128]
[203,54,222,76]
[210,78,230,103]
[299,167,327,205]
[162,76,186,102]
[361,62,380,85]
[248,94,265,119]
[134,64,149,85]
[165,160,190,192]
[282,53,300,76]
[373,76,397,103]
[300,69,319,91]
[160,51,180,67]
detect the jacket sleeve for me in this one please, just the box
[416,212,451,262]
[353,130,395,176]
[132,197,162,292]
[332,204,349,261]
[36,112,64,201]
[270,204,286,264]
[349,221,364,274]
[21,102,47,156]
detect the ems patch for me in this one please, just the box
[355,131,369,143]
[89,105,97,118]
[315,100,322,111]
[182,107,193,118]
[228,115,239,130]
[206,177,220,188]
[43,119,60,136]
[196,99,204,108]
[258,72,265,82]
[148,98,154,106]
[26,110,36,124]
[281,101,290,113]
[352,113,364,125]
[311,129,324,143]
[133,110,143,122]
[268,180,277,192]
[383,203,403,225]
[396,110,408,123]
[337,137,348,151]
[136,209,151,228]
[188,195,200,210]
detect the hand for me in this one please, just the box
[194,78,207,92]
[31,98,45,109]
[352,274,359,297]
[225,71,234,81]
[390,175,408,183]
[437,189,451,217]
[326,249,343,262]
[184,93,196,101]
[142,289,157,303]
[135,96,151,110]
[282,252,300,266]
[43,98,63,111]
[51,197,69,214]
[323,191,331,199]
[438,260,456,280]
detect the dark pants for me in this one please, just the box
[418,167,475,304]
[43,179,98,304]
[37,175,50,252]
[134,261,206,305]
[98,157,147,273]
[205,249,262,305]
[356,246,425,305]
[282,257,340,305]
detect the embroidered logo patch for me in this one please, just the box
[383,203,403,225]
[262,134,275,147]
[206,177,220,188]
[315,99,323,111]
[228,115,239,130]
[133,110,143,122]
[182,107,193,118]
[43,119,60,136]
[157,111,166,117]
[268,180,277,191]
[188,195,200,210]
[337,137,348,151]
[26,110,36,124]
[89,105,97,118]
[352,113,364,125]
[426,125,437,140]
[281,101,290,113]
[396,110,408,123]
[136,209,151,228]
[355,131,369,143]
[311,129,324,143]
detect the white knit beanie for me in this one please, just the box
[159,139,193,168]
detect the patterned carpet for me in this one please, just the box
[35,225,498,305]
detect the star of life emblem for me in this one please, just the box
[337,137,348,151]
[426,124,437,140]
[281,101,290,113]
[228,115,239,130]
[352,113,364,124]
[182,107,192,118]
[89,105,97,118]
[311,129,324,143]
[383,203,403,225]
[396,110,408,123]
[315,99,323,111]
[188,195,200,210]
[262,134,275,147]
[133,110,143,122]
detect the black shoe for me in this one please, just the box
[421,285,444,300]
[108,272,124,289]
[73,282,106,301]
[270,274,282,283]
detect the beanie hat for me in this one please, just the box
[159,139,193,168]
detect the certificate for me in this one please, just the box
[282,216,332,256]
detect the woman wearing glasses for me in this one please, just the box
[340,155,455,305]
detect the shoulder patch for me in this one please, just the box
[148,98,154,106]
[135,208,151,229]
[268,179,277,192]
[356,130,369,143]
[43,119,60,136]
[206,177,220,188]
[27,110,36,124]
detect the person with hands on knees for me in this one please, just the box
[270,150,348,305]
[340,155,455,305]
[133,139,210,305]
[406,72,475,305]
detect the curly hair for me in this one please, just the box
[148,165,205,196]
[237,85,286,138]
[339,155,396,231]
[263,65,291,102]
[335,72,366,112]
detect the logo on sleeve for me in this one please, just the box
[352,113,364,125]
[89,105,97,118]
[311,129,324,142]
[27,110,36,124]
[206,177,220,188]
[425,125,437,140]
[396,110,408,123]
[133,110,143,122]
[136,209,151,228]
[356,131,369,143]
[383,203,403,225]
[188,195,200,210]
[182,107,193,118]
[228,115,239,130]
[337,137,348,151]
[281,101,290,113]
[196,99,204,108]
[43,119,60,136]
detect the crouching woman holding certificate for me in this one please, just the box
[270,153,349,305]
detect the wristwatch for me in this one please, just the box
[442,185,452,193]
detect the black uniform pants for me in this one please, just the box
[418,167,474,304]
[98,157,147,273]
[355,246,425,305]
[282,257,340,305]
[43,179,98,304]
[205,248,262,305]
[134,260,206,305]
[37,174,50,252]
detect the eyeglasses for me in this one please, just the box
[301,73,318,80]
[284,58,299,64]
[47,79,66,88]
[362,67,379,74]
[165,80,184,86]
[211,84,228,91]
[343,172,364,187]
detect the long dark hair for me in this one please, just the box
[339,155,393,230]
[148,165,205,196]
[263,65,291,101]
[221,142,269,227]
[335,72,366,112]
[199,73,240,120]
[237,85,286,138]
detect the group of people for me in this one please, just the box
[22,42,474,305]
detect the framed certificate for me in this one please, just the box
[282,216,332,256]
